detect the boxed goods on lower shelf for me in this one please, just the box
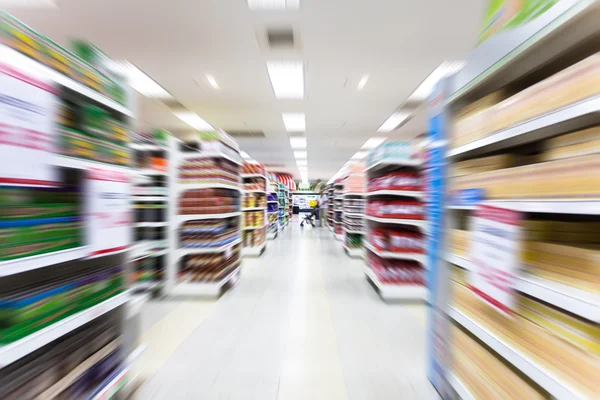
[179,246,240,282]
[343,214,364,232]
[365,200,425,220]
[367,252,425,285]
[243,229,265,248]
[0,316,123,400]
[451,281,600,398]
[243,211,265,228]
[0,264,125,343]
[451,324,547,399]
[540,126,600,162]
[180,218,240,248]
[178,188,240,215]
[242,192,266,209]
[369,227,425,254]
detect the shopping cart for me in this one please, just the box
[300,208,316,227]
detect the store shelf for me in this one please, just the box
[365,215,427,230]
[267,232,277,240]
[0,291,130,367]
[448,307,586,400]
[130,143,166,151]
[180,151,243,166]
[343,228,364,234]
[365,243,426,264]
[447,373,475,400]
[137,169,167,176]
[177,183,241,193]
[51,155,133,174]
[131,281,159,292]
[447,95,600,159]
[366,158,421,172]
[132,196,168,202]
[241,174,267,179]
[482,199,600,215]
[334,209,343,212]
[344,212,364,217]
[343,193,365,197]
[2,44,132,117]
[344,246,363,258]
[176,212,241,224]
[90,366,130,400]
[445,253,473,271]
[172,266,240,297]
[0,246,88,278]
[177,238,242,257]
[242,223,267,230]
[267,201,278,204]
[364,267,427,301]
[134,221,168,228]
[244,189,267,194]
[242,242,267,257]
[515,274,600,323]
[366,190,424,199]
[242,207,265,211]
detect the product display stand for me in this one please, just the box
[327,184,335,231]
[342,163,367,258]
[333,182,344,240]
[0,15,139,398]
[434,5,600,398]
[166,132,243,298]
[129,132,170,294]
[267,175,279,240]
[241,165,268,257]
[363,143,427,301]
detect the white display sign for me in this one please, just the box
[469,205,522,315]
[0,47,57,186]
[86,168,132,257]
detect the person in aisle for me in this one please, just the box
[318,190,328,227]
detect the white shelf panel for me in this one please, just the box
[365,243,425,264]
[130,143,166,151]
[242,207,265,211]
[366,190,424,199]
[448,373,475,400]
[0,246,88,278]
[181,151,243,165]
[343,192,365,197]
[482,199,600,215]
[343,212,364,217]
[0,291,130,367]
[364,267,426,300]
[244,189,267,194]
[242,224,267,230]
[516,274,600,323]
[334,209,344,212]
[177,183,241,193]
[2,45,132,117]
[365,215,427,230]
[134,222,168,228]
[449,307,586,400]
[445,253,473,271]
[132,196,168,202]
[448,96,600,159]
[242,242,267,257]
[90,366,130,400]
[177,212,241,224]
[267,201,278,204]
[177,238,242,257]
[241,174,267,179]
[51,155,133,174]
[137,169,167,176]
[366,158,421,172]
[343,228,365,234]
[172,267,240,297]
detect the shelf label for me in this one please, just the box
[85,168,132,256]
[469,205,522,315]
[0,47,58,187]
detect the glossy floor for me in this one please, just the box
[134,219,439,399]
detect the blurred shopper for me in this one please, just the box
[317,190,327,227]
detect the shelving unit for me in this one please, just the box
[341,163,367,258]
[363,142,427,301]
[241,167,268,257]
[327,184,335,231]
[434,6,600,397]
[333,182,344,239]
[0,15,138,397]
[267,176,280,240]
[167,132,243,297]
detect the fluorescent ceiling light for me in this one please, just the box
[296,159,308,166]
[289,136,307,149]
[377,112,410,133]
[174,111,213,131]
[407,61,465,102]
[294,151,307,159]
[361,137,387,149]
[282,113,305,132]
[357,74,369,91]
[248,0,300,10]
[106,61,171,99]
[0,0,56,7]
[267,61,304,99]
[206,74,219,89]
[351,151,368,160]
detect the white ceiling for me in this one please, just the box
[8,0,484,179]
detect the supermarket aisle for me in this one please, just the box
[136,219,437,399]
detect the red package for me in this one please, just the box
[370,227,388,250]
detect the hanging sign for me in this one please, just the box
[469,205,522,315]
[0,46,57,187]
[86,168,131,257]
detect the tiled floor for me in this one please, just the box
[135,219,439,399]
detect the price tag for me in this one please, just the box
[469,205,522,315]
[85,168,132,256]
[0,47,57,187]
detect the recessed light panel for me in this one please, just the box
[248,0,300,10]
[377,112,410,133]
[267,61,304,99]
[361,137,387,149]
[174,112,213,131]
[107,60,171,99]
[282,113,305,132]
[290,136,307,149]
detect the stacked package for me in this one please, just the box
[344,163,366,193]
[179,246,241,282]
[367,141,421,167]
[178,189,240,215]
[179,157,239,187]
[180,219,240,249]
[368,252,425,285]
